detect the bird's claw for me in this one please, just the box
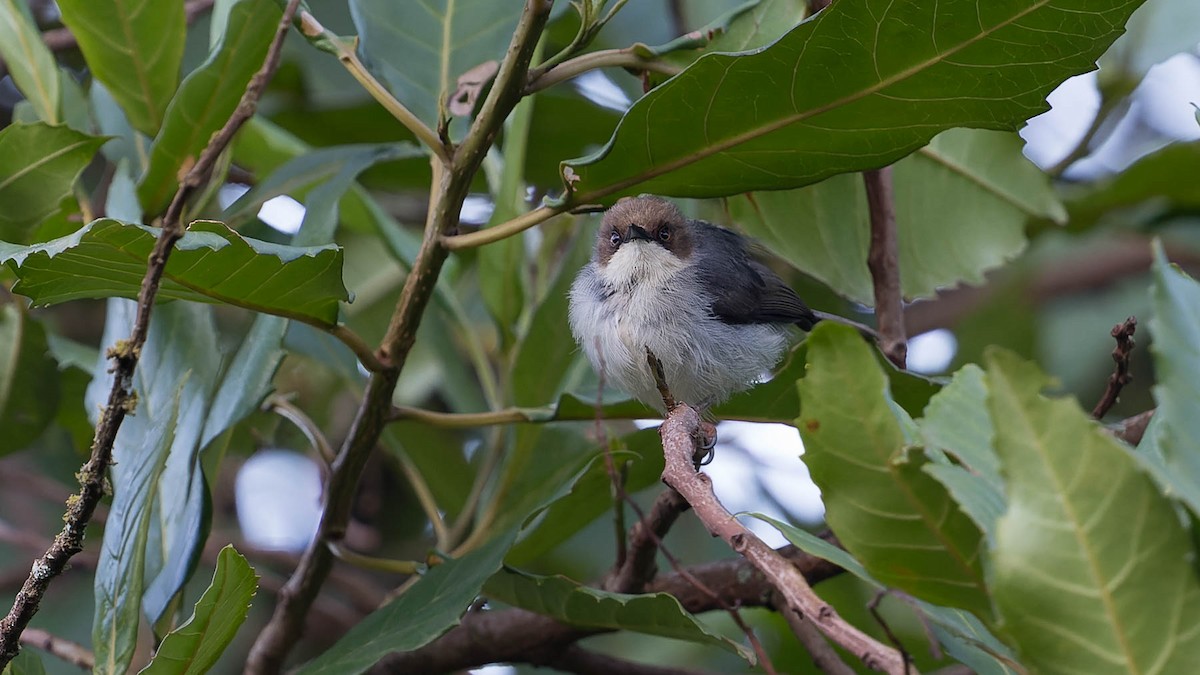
[692,421,718,468]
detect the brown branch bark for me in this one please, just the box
[659,405,909,674]
[0,1,301,667]
[604,489,689,593]
[18,628,93,670]
[1091,316,1137,419]
[371,545,843,673]
[864,167,906,368]
[245,2,554,672]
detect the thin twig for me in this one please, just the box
[442,203,565,249]
[868,590,912,675]
[603,489,689,593]
[1091,316,1137,419]
[291,10,451,164]
[19,628,94,670]
[393,451,452,549]
[0,1,302,666]
[525,48,681,94]
[1046,95,1130,178]
[265,395,336,465]
[327,543,421,575]
[594,339,629,570]
[328,324,389,372]
[864,167,906,368]
[246,3,554,671]
[658,405,908,673]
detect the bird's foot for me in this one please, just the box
[692,421,718,469]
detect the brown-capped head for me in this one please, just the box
[595,196,693,266]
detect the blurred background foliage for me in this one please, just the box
[0,0,1198,672]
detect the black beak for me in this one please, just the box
[625,224,653,242]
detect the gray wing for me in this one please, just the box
[690,221,818,330]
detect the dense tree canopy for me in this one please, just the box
[1,0,1199,673]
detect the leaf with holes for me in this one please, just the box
[0,219,348,327]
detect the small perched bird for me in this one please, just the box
[569,196,819,412]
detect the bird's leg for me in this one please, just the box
[693,412,718,469]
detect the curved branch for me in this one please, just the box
[442,203,565,250]
[525,48,681,95]
[658,404,909,674]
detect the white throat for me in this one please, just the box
[598,242,687,288]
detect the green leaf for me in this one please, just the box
[0,219,349,328]
[200,315,287,449]
[918,364,1006,542]
[0,123,106,243]
[57,0,184,135]
[0,0,60,123]
[560,0,1145,203]
[1145,241,1200,514]
[483,568,754,662]
[1,649,46,675]
[480,92,536,342]
[140,546,258,675]
[0,305,60,456]
[348,0,522,136]
[296,530,518,675]
[138,0,282,214]
[752,513,1021,675]
[729,129,1063,304]
[796,323,989,616]
[88,301,221,672]
[985,348,1200,674]
[508,428,663,565]
[1099,0,1200,78]
[510,226,592,407]
[1065,140,1200,230]
[223,143,423,236]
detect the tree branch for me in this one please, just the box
[246,3,554,672]
[442,203,566,249]
[0,1,302,666]
[604,489,689,593]
[658,405,908,674]
[18,628,93,670]
[291,10,452,165]
[1090,316,1137,419]
[371,545,843,673]
[524,48,681,95]
[864,167,906,368]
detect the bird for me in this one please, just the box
[568,196,819,414]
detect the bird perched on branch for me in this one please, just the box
[569,196,820,413]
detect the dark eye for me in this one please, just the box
[658,225,671,242]
[609,230,621,247]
